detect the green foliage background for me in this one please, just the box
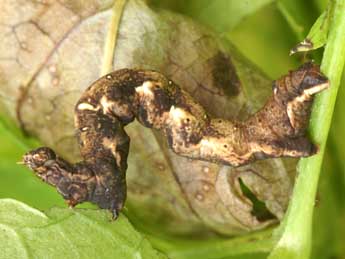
[1,0,345,258]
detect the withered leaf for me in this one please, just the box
[0,0,296,235]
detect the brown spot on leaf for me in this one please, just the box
[209,52,241,96]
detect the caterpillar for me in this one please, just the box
[22,62,329,218]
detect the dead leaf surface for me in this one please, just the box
[0,0,295,235]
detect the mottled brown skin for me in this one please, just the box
[22,62,329,218]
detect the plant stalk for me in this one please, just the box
[269,0,345,258]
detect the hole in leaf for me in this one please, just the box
[238,178,276,222]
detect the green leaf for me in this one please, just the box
[0,120,64,210]
[290,9,331,54]
[0,115,38,151]
[0,199,166,259]
[269,0,345,258]
[147,228,275,259]
[151,0,275,32]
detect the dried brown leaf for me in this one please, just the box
[0,0,295,235]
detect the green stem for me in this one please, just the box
[269,0,345,258]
